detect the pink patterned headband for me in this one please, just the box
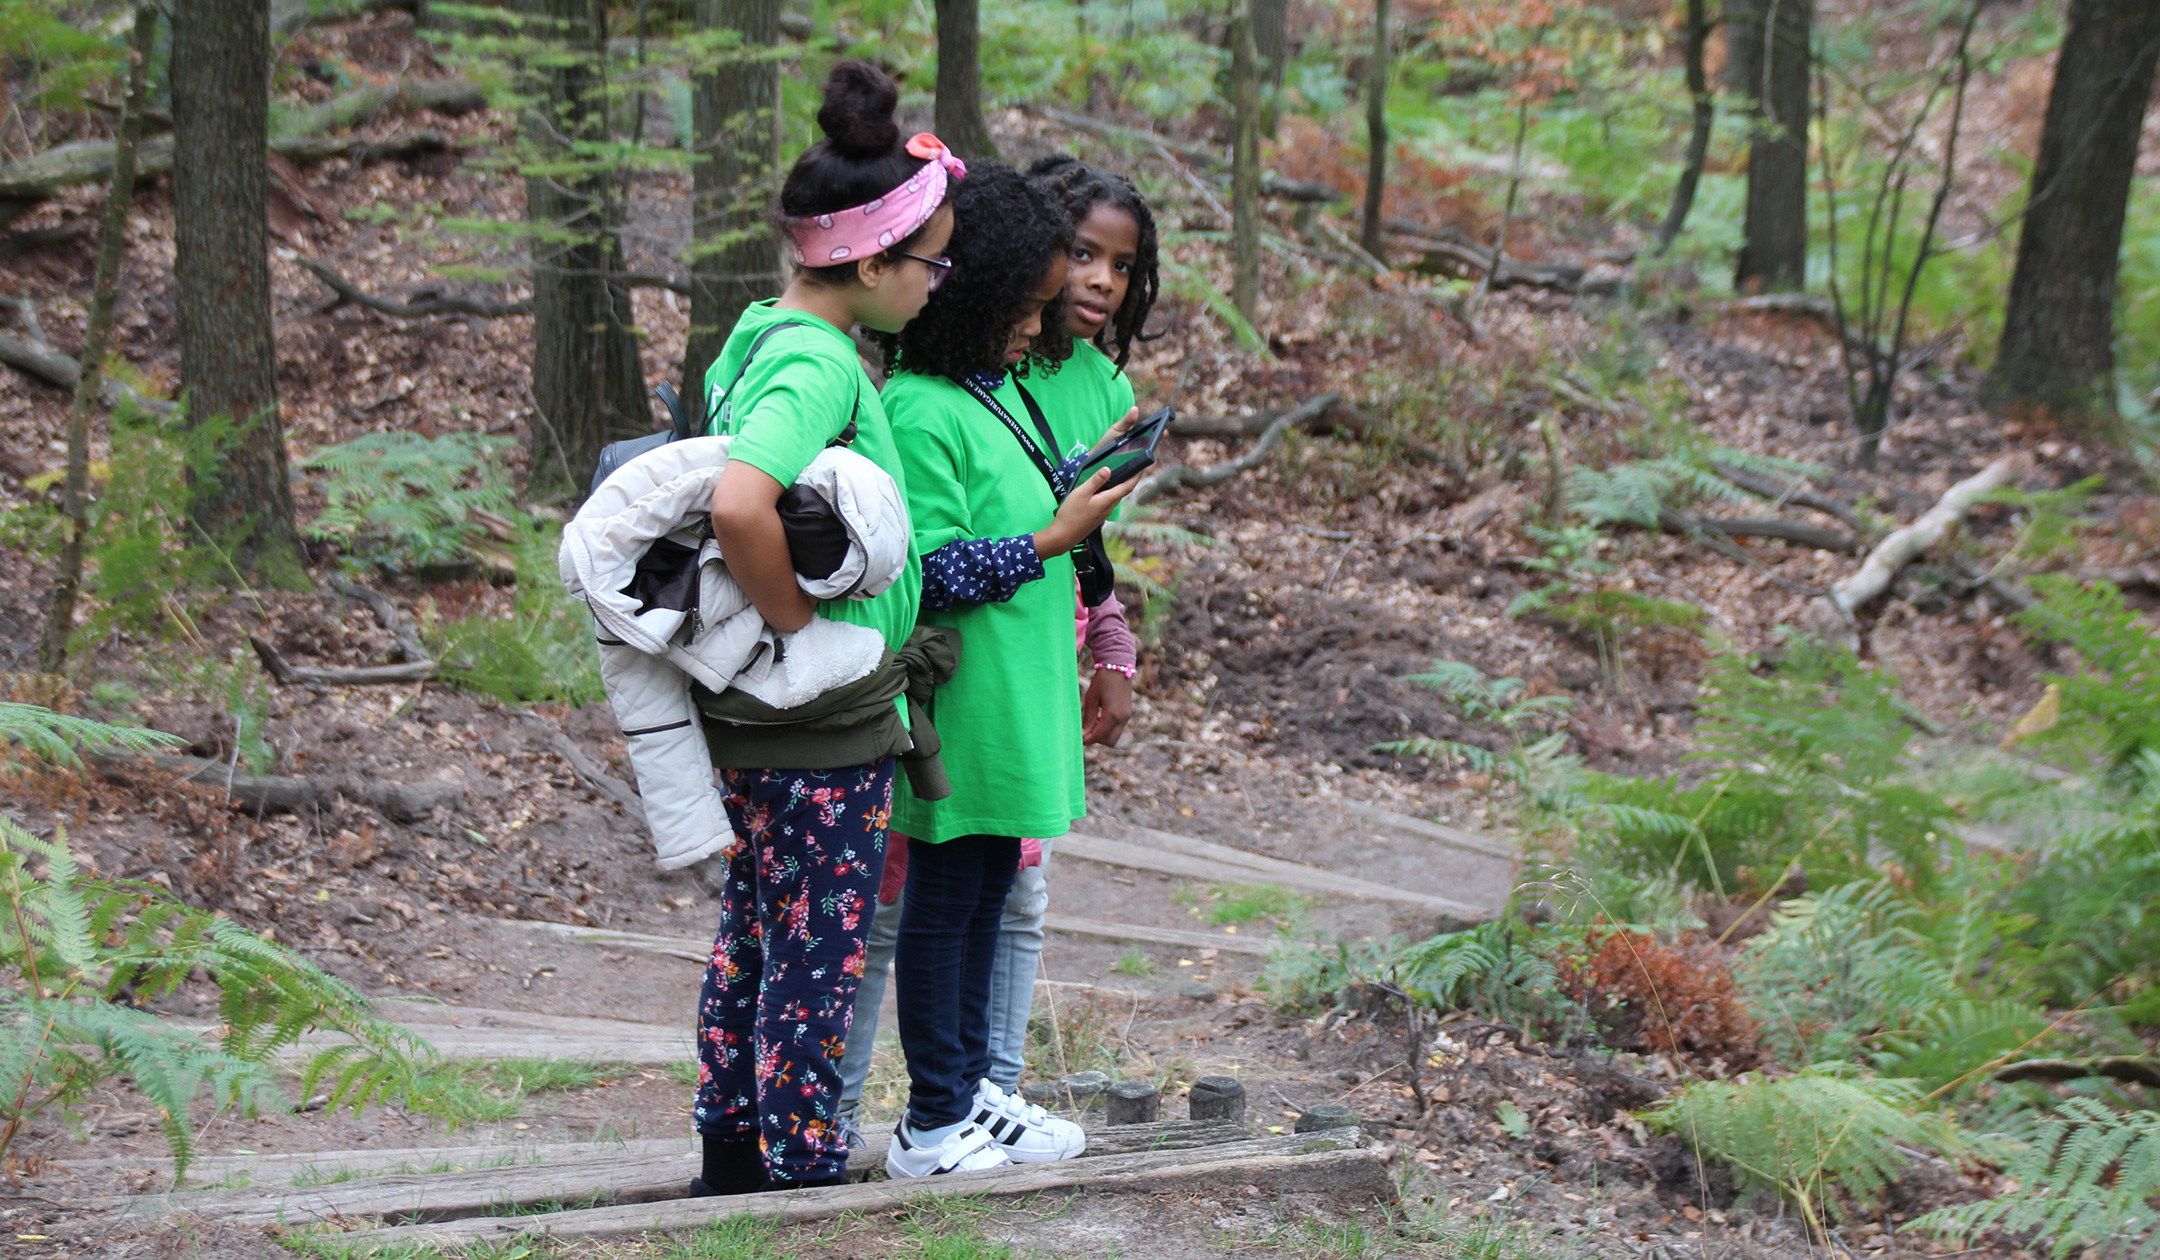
[787,133,967,267]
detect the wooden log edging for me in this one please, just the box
[339,1136,1389,1248]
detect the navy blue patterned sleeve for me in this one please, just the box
[922,535,1045,611]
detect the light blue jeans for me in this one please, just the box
[838,839,1052,1116]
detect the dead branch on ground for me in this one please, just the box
[1131,394,1343,507]
[250,637,439,687]
[299,258,531,319]
[0,302,175,417]
[1806,457,2017,640]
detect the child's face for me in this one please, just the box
[1063,204,1140,342]
[1002,255,1070,366]
[856,204,955,335]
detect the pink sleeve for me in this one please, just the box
[1083,594,1138,671]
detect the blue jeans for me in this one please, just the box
[838,838,1052,1115]
[894,833,1019,1130]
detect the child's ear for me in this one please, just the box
[855,253,890,290]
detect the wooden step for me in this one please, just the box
[56,1137,688,1184]
[344,1130,1389,1248]
[498,913,1271,961]
[1060,820,1492,918]
[103,1118,1257,1227]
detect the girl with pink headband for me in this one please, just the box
[683,59,960,1198]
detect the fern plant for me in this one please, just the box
[0,701,182,769]
[1914,1098,2160,1258]
[1374,661,1583,816]
[435,512,604,706]
[0,816,429,1182]
[302,432,516,573]
[1650,1066,1971,1230]
[1392,920,1571,1031]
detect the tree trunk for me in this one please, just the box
[1229,0,1261,326]
[1654,0,1714,255]
[41,3,158,673]
[935,0,998,161]
[171,0,303,585]
[683,0,782,428]
[1252,0,1288,134]
[1359,0,1389,260]
[522,0,647,505]
[1731,0,1810,292]
[1983,0,2160,430]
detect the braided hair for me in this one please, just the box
[1024,154,1159,371]
[876,161,1075,382]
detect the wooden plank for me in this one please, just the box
[105,1119,1256,1226]
[1334,800,1519,861]
[488,920,710,965]
[57,1138,689,1183]
[1044,913,1272,956]
[348,1135,1388,1247]
[1060,822,1490,918]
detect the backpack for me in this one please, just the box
[588,322,858,498]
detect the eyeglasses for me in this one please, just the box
[898,251,953,291]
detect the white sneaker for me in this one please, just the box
[972,1078,1087,1162]
[884,1119,1013,1178]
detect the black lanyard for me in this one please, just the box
[959,373,1069,499]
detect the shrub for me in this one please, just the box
[1556,929,1760,1064]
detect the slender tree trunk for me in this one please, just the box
[935,0,998,161]
[1654,0,1715,255]
[523,0,646,505]
[1252,0,1288,134]
[1983,0,2160,431]
[171,0,303,585]
[1359,0,1390,260]
[1731,0,1810,292]
[683,0,781,427]
[40,4,158,672]
[1229,0,1261,326]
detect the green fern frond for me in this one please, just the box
[1651,1066,1964,1221]
[1914,1098,2160,1258]
[0,703,185,769]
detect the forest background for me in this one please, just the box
[0,0,2158,1257]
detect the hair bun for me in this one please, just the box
[817,60,902,159]
[1025,154,1082,179]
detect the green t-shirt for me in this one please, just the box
[704,301,921,655]
[883,366,1088,842]
[1026,340,1136,466]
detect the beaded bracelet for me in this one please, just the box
[1093,662,1138,679]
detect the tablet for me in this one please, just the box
[1074,406,1173,489]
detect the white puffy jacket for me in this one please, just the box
[559,436,910,870]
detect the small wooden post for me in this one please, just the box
[1294,1104,1360,1133]
[1105,1080,1160,1125]
[1188,1076,1246,1125]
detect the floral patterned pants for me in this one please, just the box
[692,759,893,1182]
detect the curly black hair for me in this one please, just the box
[875,161,1075,382]
[779,60,942,286]
[1024,154,1159,371]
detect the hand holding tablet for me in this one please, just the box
[1073,405,1174,489]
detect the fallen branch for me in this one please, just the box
[508,709,644,821]
[1657,507,1828,595]
[299,257,530,319]
[328,576,433,664]
[1807,457,2017,635]
[1710,462,1869,535]
[0,222,91,262]
[1672,513,1860,555]
[1131,394,1341,507]
[90,751,328,815]
[0,81,477,227]
[0,326,176,417]
[1993,1056,2160,1088]
[1384,218,1611,295]
[250,636,439,687]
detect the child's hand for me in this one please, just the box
[1034,466,1138,559]
[1082,669,1133,747]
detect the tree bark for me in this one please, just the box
[1252,0,1288,133]
[1731,0,1810,292]
[172,0,304,585]
[1982,0,2160,430]
[935,0,998,161]
[1229,0,1261,326]
[683,0,782,429]
[522,0,647,505]
[1654,0,1715,255]
[1359,0,1389,260]
[41,4,158,672]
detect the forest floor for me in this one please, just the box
[0,6,2153,1259]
